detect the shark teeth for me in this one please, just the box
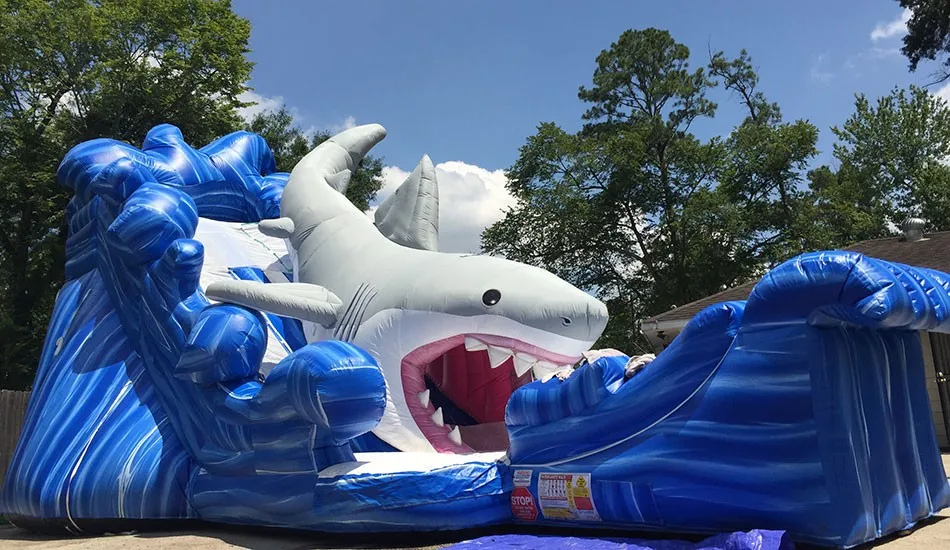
[447,425,462,446]
[464,336,488,351]
[431,407,445,427]
[418,389,431,408]
[532,360,561,379]
[462,337,581,380]
[514,352,536,378]
[487,345,513,369]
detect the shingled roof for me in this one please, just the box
[642,230,950,326]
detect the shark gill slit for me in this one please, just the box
[340,287,375,342]
[345,287,377,342]
[333,283,377,342]
[331,283,367,339]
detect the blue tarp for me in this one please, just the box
[445,530,793,550]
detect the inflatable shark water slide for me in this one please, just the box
[1,123,948,548]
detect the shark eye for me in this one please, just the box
[561,317,572,326]
[482,289,501,307]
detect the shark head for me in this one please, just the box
[353,252,608,454]
[210,124,609,454]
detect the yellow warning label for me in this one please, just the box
[537,472,600,522]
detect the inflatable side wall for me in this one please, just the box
[1,125,390,530]
[505,252,950,547]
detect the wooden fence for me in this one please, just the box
[0,390,30,493]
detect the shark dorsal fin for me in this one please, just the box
[374,154,439,251]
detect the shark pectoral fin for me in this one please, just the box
[258,217,296,239]
[374,154,439,251]
[325,169,352,194]
[206,280,342,327]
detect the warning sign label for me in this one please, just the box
[537,472,600,521]
[510,486,538,521]
[513,469,532,487]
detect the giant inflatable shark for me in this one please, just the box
[206,124,609,453]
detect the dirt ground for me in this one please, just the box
[0,525,458,550]
[2,455,949,550]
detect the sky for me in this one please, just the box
[231,0,948,253]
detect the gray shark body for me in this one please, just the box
[207,124,609,453]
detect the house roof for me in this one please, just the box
[642,230,950,327]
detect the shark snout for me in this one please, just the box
[584,298,609,340]
[561,295,608,342]
[517,291,609,343]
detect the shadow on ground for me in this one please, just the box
[0,521,735,550]
[2,513,948,549]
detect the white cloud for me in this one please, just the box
[235,94,512,253]
[301,116,358,140]
[869,46,901,58]
[237,90,286,121]
[847,9,910,74]
[237,91,357,138]
[331,116,357,133]
[61,90,80,115]
[810,53,834,84]
[931,84,950,166]
[871,8,911,42]
[844,47,902,77]
[935,82,950,103]
[368,161,515,254]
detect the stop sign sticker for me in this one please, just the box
[511,486,538,521]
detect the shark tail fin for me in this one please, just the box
[206,280,342,328]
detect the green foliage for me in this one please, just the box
[710,50,828,265]
[244,106,312,172]
[832,85,950,229]
[244,108,385,211]
[900,0,950,82]
[0,0,253,389]
[802,163,889,249]
[483,30,820,352]
[485,28,950,353]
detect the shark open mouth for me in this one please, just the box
[401,333,581,453]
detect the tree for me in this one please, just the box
[244,108,385,211]
[801,163,890,249]
[900,0,950,83]
[244,107,312,172]
[709,50,820,271]
[0,0,253,389]
[482,29,820,351]
[832,85,950,230]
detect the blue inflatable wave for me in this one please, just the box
[505,253,950,546]
[2,124,948,549]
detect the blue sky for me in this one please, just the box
[231,0,944,252]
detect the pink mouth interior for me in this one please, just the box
[401,334,579,454]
